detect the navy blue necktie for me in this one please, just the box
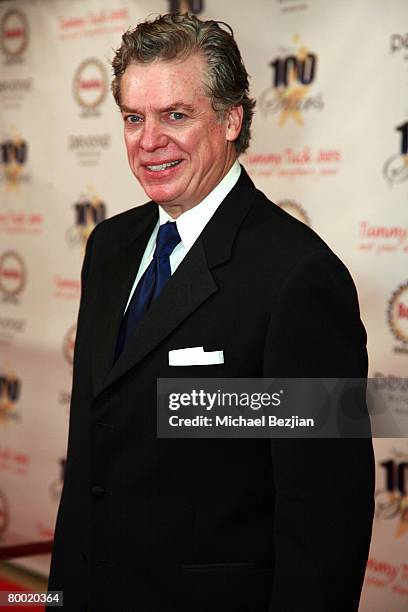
[115,221,181,360]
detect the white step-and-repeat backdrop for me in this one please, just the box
[0,0,407,609]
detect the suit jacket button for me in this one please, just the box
[91,485,106,497]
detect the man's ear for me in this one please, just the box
[226,105,243,142]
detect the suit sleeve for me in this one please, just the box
[263,250,375,612]
[47,224,100,603]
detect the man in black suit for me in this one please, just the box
[48,13,374,612]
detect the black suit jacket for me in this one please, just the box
[48,167,374,612]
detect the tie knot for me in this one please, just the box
[154,221,181,258]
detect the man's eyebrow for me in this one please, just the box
[120,102,195,114]
[120,104,138,114]
[161,102,195,113]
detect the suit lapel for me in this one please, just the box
[91,203,158,396]
[92,166,257,399]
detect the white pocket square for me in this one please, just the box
[168,346,224,366]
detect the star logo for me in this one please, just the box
[260,34,322,125]
[66,187,107,252]
[277,36,311,127]
[395,495,408,538]
[1,131,28,192]
[0,365,20,425]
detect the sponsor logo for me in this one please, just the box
[167,0,203,12]
[68,133,111,167]
[58,8,129,41]
[0,134,29,190]
[0,77,33,110]
[60,326,75,409]
[242,147,341,179]
[365,558,400,589]
[73,58,108,116]
[0,489,10,538]
[278,199,310,226]
[371,374,408,441]
[390,32,408,60]
[66,189,107,249]
[276,0,309,14]
[359,221,408,254]
[59,389,71,408]
[0,447,29,475]
[49,458,66,501]
[0,211,44,235]
[0,366,21,424]
[388,282,408,352]
[0,77,32,93]
[373,374,408,393]
[0,9,28,62]
[36,522,54,539]
[0,251,26,303]
[0,316,26,349]
[383,121,408,185]
[259,34,323,125]
[53,275,80,301]
[375,447,408,539]
[63,324,76,365]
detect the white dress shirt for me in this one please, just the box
[124,160,241,312]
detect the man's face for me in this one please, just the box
[119,54,242,215]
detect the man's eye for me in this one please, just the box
[126,115,142,123]
[169,112,185,121]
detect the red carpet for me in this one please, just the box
[0,577,45,611]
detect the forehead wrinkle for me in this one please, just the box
[120,101,197,115]
[120,55,208,113]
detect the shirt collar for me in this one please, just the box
[158,160,241,251]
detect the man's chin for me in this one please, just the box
[142,186,183,206]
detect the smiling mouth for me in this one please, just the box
[145,160,183,172]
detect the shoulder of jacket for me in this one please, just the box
[246,188,331,257]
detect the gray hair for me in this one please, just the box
[111,13,256,155]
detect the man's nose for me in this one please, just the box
[139,118,168,152]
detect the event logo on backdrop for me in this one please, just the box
[383,121,408,185]
[0,9,28,64]
[59,325,76,409]
[66,190,107,250]
[0,367,21,425]
[0,77,32,110]
[0,133,29,191]
[275,0,310,14]
[365,557,408,596]
[390,32,408,62]
[49,458,66,502]
[0,316,26,348]
[359,222,408,255]
[0,209,44,236]
[167,0,204,13]
[258,34,323,126]
[73,58,109,117]
[53,275,80,302]
[371,374,408,455]
[63,324,76,366]
[388,282,408,353]
[0,446,29,476]
[242,146,341,180]
[0,489,10,539]
[375,446,408,540]
[0,251,26,304]
[68,133,111,167]
[278,199,310,226]
[58,7,129,41]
